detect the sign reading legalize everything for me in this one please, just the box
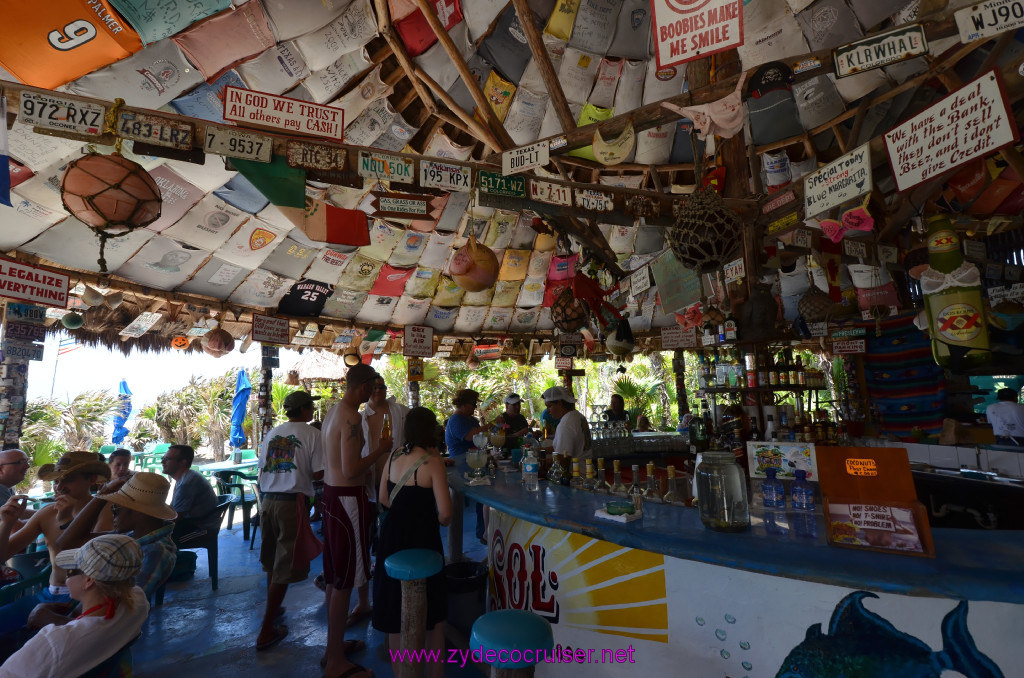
[804,144,871,218]
[0,260,69,308]
[885,70,1018,192]
[223,87,344,141]
[651,0,743,68]
[833,24,928,78]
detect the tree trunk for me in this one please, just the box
[649,353,673,429]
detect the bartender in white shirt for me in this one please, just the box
[986,388,1024,446]
[543,386,592,460]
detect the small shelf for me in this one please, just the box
[700,386,815,394]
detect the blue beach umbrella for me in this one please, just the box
[111,379,132,444]
[230,370,252,449]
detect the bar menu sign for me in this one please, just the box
[885,70,1018,192]
[804,144,871,218]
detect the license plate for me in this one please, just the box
[956,0,1024,42]
[118,111,194,149]
[357,150,414,184]
[574,188,613,212]
[19,92,104,136]
[477,170,526,198]
[529,179,571,206]
[420,160,472,192]
[204,126,272,162]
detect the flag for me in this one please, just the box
[0,96,11,207]
[300,200,371,246]
[58,337,80,356]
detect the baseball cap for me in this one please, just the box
[542,386,576,404]
[748,62,794,98]
[55,534,142,583]
[504,393,522,405]
[283,391,320,411]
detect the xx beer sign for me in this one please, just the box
[936,302,983,342]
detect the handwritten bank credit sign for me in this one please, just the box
[885,71,1018,192]
[651,0,743,68]
[223,87,344,140]
[252,314,290,344]
[804,143,871,218]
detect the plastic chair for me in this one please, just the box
[0,554,52,607]
[384,548,444,678]
[240,449,257,461]
[78,632,142,678]
[213,471,259,541]
[471,609,554,677]
[154,495,233,605]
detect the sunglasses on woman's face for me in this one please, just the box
[65,568,84,578]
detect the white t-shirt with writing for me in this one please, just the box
[986,401,1024,438]
[553,409,592,460]
[258,421,325,496]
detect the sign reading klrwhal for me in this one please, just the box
[804,144,871,218]
[833,24,928,78]
[885,71,1018,192]
[223,87,344,141]
[651,0,743,68]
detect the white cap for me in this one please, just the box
[542,386,576,404]
[504,393,522,405]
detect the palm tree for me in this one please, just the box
[194,374,233,461]
[58,390,122,451]
[613,375,664,425]
[271,381,299,424]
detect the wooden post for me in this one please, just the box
[408,379,421,408]
[673,349,690,418]
[397,578,428,678]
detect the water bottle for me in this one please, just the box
[523,448,539,492]
[761,467,785,509]
[791,469,814,511]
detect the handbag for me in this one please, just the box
[376,450,431,538]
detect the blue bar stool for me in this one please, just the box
[471,609,554,678]
[384,548,445,678]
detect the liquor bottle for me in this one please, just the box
[717,322,726,344]
[592,458,609,493]
[702,403,716,440]
[381,412,391,440]
[627,464,644,503]
[769,354,780,386]
[547,453,564,484]
[788,350,799,387]
[778,412,791,442]
[714,349,727,387]
[793,415,804,443]
[642,462,662,503]
[582,460,597,491]
[690,408,707,453]
[724,310,738,341]
[922,213,990,369]
[696,351,708,389]
[796,356,806,386]
[763,414,776,442]
[523,447,539,492]
[778,351,789,386]
[757,353,768,387]
[570,458,583,490]
[749,416,761,441]
[662,465,684,505]
[610,459,627,495]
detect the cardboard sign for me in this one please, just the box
[420,159,472,192]
[403,325,434,357]
[955,0,1024,43]
[224,86,344,140]
[118,312,163,338]
[630,266,652,296]
[252,314,290,344]
[4,322,45,343]
[804,143,872,218]
[5,303,47,324]
[357,150,414,183]
[885,70,1018,192]
[651,0,744,68]
[0,260,69,308]
[478,170,526,198]
[502,140,549,176]
[660,325,697,349]
[833,24,928,78]
[370,192,430,218]
[833,339,866,354]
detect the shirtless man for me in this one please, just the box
[0,452,111,634]
[320,364,392,678]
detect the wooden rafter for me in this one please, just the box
[510,0,575,133]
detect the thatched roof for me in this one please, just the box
[289,350,349,382]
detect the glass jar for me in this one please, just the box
[694,450,750,532]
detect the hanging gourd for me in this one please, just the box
[550,286,589,332]
[59,100,162,272]
[450,235,499,292]
[604,316,635,357]
[170,336,191,350]
[201,328,235,357]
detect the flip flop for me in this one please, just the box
[332,662,373,678]
[320,641,367,669]
[314,573,327,591]
[346,607,371,628]
[275,606,286,620]
[255,624,288,651]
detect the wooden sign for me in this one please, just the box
[833,339,866,354]
[403,325,433,357]
[0,260,69,308]
[357,150,414,183]
[885,70,1018,192]
[224,87,344,140]
[118,312,163,338]
[478,170,526,199]
[286,139,347,171]
[502,140,548,176]
[804,143,872,218]
[117,111,194,149]
[252,314,290,344]
[651,0,743,68]
[761,190,796,215]
[19,92,103,136]
[955,0,1024,42]
[4,322,45,343]
[205,126,272,163]
[833,24,928,78]
[555,356,573,370]
[370,192,431,219]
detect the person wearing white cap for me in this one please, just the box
[0,534,149,678]
[542,386,592,460]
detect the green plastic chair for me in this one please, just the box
[240,449,257,461]
[99,445,117,459]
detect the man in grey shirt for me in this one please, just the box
[0,449,29,504]
[161,445,219,538]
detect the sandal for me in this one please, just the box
[255,624,288,651]
[346,607,371,628]
[331,662,373,678]
[320,640,367,668]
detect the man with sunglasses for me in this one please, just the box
[0,450,29,506]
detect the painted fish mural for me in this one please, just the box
[776,591,1003,678]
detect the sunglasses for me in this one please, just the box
[373,384,387,391]
[65,568,84,578]
[0,460,29,467]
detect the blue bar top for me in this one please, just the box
[451,467,1024,604]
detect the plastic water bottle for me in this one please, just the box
[791,470,814,511]
[523,448,539,492]
[761,467,785,509]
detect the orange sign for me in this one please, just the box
[845,458,878,477]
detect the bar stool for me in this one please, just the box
[384,548,444,678]
[471,609,554,678]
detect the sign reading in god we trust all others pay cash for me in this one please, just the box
[651,0,743,68]
[223,87,344,141]
[833,24,928,78]
[885,71,1018,192]
[804,143,872,218]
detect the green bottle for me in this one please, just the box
[923,214,990,369]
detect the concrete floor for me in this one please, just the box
[135,501,489,677]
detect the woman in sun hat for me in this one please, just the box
[0,534,150,678]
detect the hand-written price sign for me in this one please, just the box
[804,143,872,218]
[845,458,879,476]
[403,325,434,357]
[19,92,104,136]
[651,0,743,68]
[885,70,1018,192]
[252,314,290,344]
[224,87,344,141]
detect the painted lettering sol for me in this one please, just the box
[491,528,559,622]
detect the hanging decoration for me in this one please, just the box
[550,285,589,333]
[59,100,162,273]
[201,327,235,357]
[668,187,742,273]
[170,336,191,350]
[61,312,85,330]
[604,316,635,357]
[450,234,499,292]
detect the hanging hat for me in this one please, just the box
[38,451,112,482]
[55,534,142,583]
[748,62,794,98]
[96,472,177,520]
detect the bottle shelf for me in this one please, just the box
[700,386,814,394]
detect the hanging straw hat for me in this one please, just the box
[38,451,113,482]
[96,472,177,520]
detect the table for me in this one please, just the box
[195,459,259,475]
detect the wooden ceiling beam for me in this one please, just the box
[510,0,575,133]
